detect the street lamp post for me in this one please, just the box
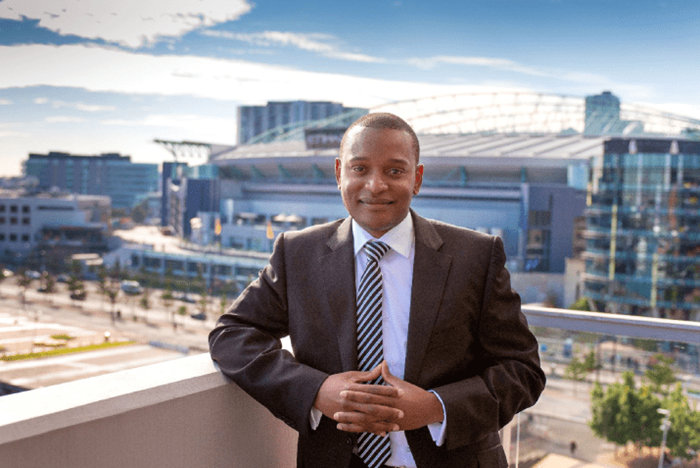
[657,408,671,468]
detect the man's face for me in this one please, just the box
[335,126,423,238]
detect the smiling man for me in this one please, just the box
[209,113,545,468]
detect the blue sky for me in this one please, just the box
[1,0,699,176]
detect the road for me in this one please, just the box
[0,280,215,391]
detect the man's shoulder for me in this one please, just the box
[415,213,494,244]
[282,218,346,243]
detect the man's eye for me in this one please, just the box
[389,169,404,175]
[352,166,365,172]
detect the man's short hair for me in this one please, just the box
[340,112,420,163]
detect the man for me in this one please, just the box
[209,113,546,468]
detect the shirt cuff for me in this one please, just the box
[427,390,447,446]
[310,406,323,430]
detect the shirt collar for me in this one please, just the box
[352,213,414,259]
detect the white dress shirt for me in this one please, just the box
[311,214,447,468]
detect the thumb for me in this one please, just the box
[381,360,396,382]
[356,363,382,382]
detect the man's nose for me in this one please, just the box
[365,172,388,192]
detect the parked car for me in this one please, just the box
[178,293,196,303]
[56,274,70,283]
[120,280,143,295]
[25,270,42,279]
[70,290,87,301]
[190,312,206,321]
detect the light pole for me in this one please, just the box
[657,408,671,468]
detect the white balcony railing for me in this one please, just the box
[1,307,699,468]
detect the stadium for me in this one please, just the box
[156,90,700,315]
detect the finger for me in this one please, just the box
[336,400,404,422]
[334,411,401,433]
[344,383,401,397]
[353,364,382,383]
[341,389,402,409]
[337,421,395,436]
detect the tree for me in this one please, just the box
[0,267,6,297]
[564,357,589,382]
[662,384,700,460]
[16,270,33,309]
[176,305,188,330]
[131,200,149,224]
[197,288,209,321]
[139,287,151,323]
[569,296,591,311]
[590,371,663,453]
[219,293,228,316]
[67,272,86,304]
[645,354,677,394]
[41,271,56,294]
[102,263,122,323]
[162,286,176,330]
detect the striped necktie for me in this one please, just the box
[356,240,391,468]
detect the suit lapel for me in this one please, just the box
[320,217,358,372]
[404,212,452,384]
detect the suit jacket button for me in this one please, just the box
[346,436,353,446]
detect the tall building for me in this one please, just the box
[23,152,159,209]
[237,101,366,145]
[584,91,644,136]
[583,137,700,321]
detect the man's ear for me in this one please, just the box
[413,165,424,195]
[335,158,342,189]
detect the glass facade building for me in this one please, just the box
[583,138,700,321]
[23,152,159,209]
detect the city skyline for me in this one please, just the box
[1,0,699,177]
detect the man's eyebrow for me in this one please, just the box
[346,156,411,166]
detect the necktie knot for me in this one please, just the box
[364,240,389,263]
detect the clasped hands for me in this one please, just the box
[313,361,443,436]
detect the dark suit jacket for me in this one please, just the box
[209,211,546,468]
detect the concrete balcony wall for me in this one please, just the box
[1,307,699,468]
[0,353,297,468]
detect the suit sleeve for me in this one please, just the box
[430,236,546,450]
[208,232,328,437]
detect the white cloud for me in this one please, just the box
[102,114,235,143]
[202,30,385,63]
[50,100,117,112]
[34,98,49,104]
[407,56,549,77]
[405,55,657,99]
[45,116,85,123]
[0,98,11,105]
[0,44,496,109]
[0,0,253,48]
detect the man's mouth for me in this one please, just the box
[359,199,393,205]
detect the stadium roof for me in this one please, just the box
[245,91,700,144]
[211,133,605,165]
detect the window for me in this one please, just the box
[22,217,30,225]
[144,257,162,269]
[21,234,29,242]
[0,234,4,241]
[0,217,4,224]
[9,234,17,241]
[22,205,29,213]
[528,210,551,226]
[10,205,17,213]
[0,205,4,213]
[10,217,17,225]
